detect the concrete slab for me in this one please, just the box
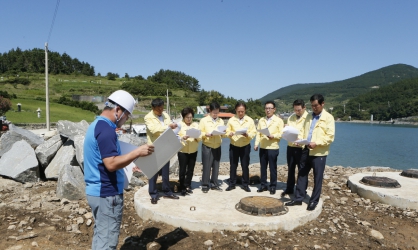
[348,171,418,209]
[134,175,323,232]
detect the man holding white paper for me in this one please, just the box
[254,101,284,195]
[225,102,256,192]
[281,99,308,198]
[199,102,225,193]
[84,90,154,250]
[145,98,179,204]
[286,94,335,211]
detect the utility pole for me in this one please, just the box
[359,103,360,111]
[166,89,170,117]
[45,43,50,131]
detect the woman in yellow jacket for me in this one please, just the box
[199,102,225,193]
[177,107,201,196]
[225,102,256,192]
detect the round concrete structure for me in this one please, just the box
[134,175,322,232]
[348,171,418,210]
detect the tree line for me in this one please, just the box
[0,47,95,76]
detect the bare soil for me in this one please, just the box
[1,164,417,250]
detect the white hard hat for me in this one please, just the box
[108,90,136,114]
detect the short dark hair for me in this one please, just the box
[310,94,324,104]
[151,98,164,108]
[293,99,305,108]
[181,107,194,118]
[264,100,275,108]
[235,101,247,110]
[209,102,220,111]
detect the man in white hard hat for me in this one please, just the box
[145,98,180,204]
[84,90,154,250]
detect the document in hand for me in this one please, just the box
[282,126,300,142]
[172,121,182,135]
[257,128,270,136]
[186,128,201,138]
[294,139,310,145]
[234,127,248,135]
[119,129,183,178]
[211,125,226,135]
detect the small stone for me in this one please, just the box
[78,208,87,215]
[414,218,418,223]
[76,217,84,225]
[84,212,93,219]
[31,241,38,247]
[26,226,33,230]
[369,229,384,240]
[24,183,33,188]
[239,233,248,239]
[360,221,371,227]
[86,219,92,226]
[204,240,213,246]
[314,245,322,249]
[266,231,276,237]
[147,242,161,249]
[60,198,70,206]
[8,225,17,230]
[66,225,72,231]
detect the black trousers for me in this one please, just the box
[178,151,197,190]
[285,146,303,193]
[148,162,172,199]
[294,147,327,205]
[201,144,221,188]
[259,148,279,188]
[229,144,251,187]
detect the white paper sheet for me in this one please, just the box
[119,129,183,178]
[257,128,270,136]
[294,139,310,145]
[186,128,201,138]
[234,128,248,135]
[123,162,135,189]
[211,125,226,135]
[172,121,182,135]
[282,126,300,142]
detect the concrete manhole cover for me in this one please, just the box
[400,169,418,179]
[360,176,401,188]
[235,196,288,216]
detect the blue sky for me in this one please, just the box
[1,1,417,100]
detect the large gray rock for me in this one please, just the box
[0,124,44,157]
[118,134,147,146]
[56,164,85,200]
[35,134,67,168]
[45,140,78,179]
[74,135,85,170]
[57,120,89,141]
[0,140,39,182]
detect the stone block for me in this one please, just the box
[35,134,67,168]
[56,164,85,200]
[0,124,44,157]
[45,140,77,179]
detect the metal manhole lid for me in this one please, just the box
[360,176,401,188]
[235,196,288,216]
[400,169,418,179]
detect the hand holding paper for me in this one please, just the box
[234,128,248,135]
[282,126,300,142]
[211,125,226,135]
[294,139,310,145]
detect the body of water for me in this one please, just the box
[196,122,418,170]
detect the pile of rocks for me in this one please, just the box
[0,120,151,201]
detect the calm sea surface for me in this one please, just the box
[196,122,418,170]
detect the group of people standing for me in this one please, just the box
[83,89,335,249]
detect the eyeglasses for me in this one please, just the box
[184,116,193,119]
[294,109,303,112]
[265,107,275,110]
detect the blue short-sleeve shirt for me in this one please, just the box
[84,116,124,197]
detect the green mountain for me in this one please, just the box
[259,64,418,112]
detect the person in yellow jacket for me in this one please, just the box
[225,102,256,192]
[145,98,180,205]
[254,101,284,195]
[281,99,309,198]
[199,102,225,193]
[286,94,335,211]
[177,107,201,196]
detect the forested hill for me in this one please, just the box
[259,64,418,107]
[335,77,418,121]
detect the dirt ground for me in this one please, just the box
[1,164,418,250]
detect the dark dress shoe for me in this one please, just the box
[186,188,193,194]
[163,194,179,199]
[242,186,251,192]
[270,188,276,195]
[151,198,158,204]
[285,200,303,206]
[225,186,236,191]
[307,202,317,211]
[257,187,268,193]
[211,186,223,192]
[181,190,187,196]
[202,187,209,193]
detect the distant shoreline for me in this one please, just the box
[336,120,418,126]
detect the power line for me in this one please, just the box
[47,0,61,43]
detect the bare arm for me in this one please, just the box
[103,144,154,172]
